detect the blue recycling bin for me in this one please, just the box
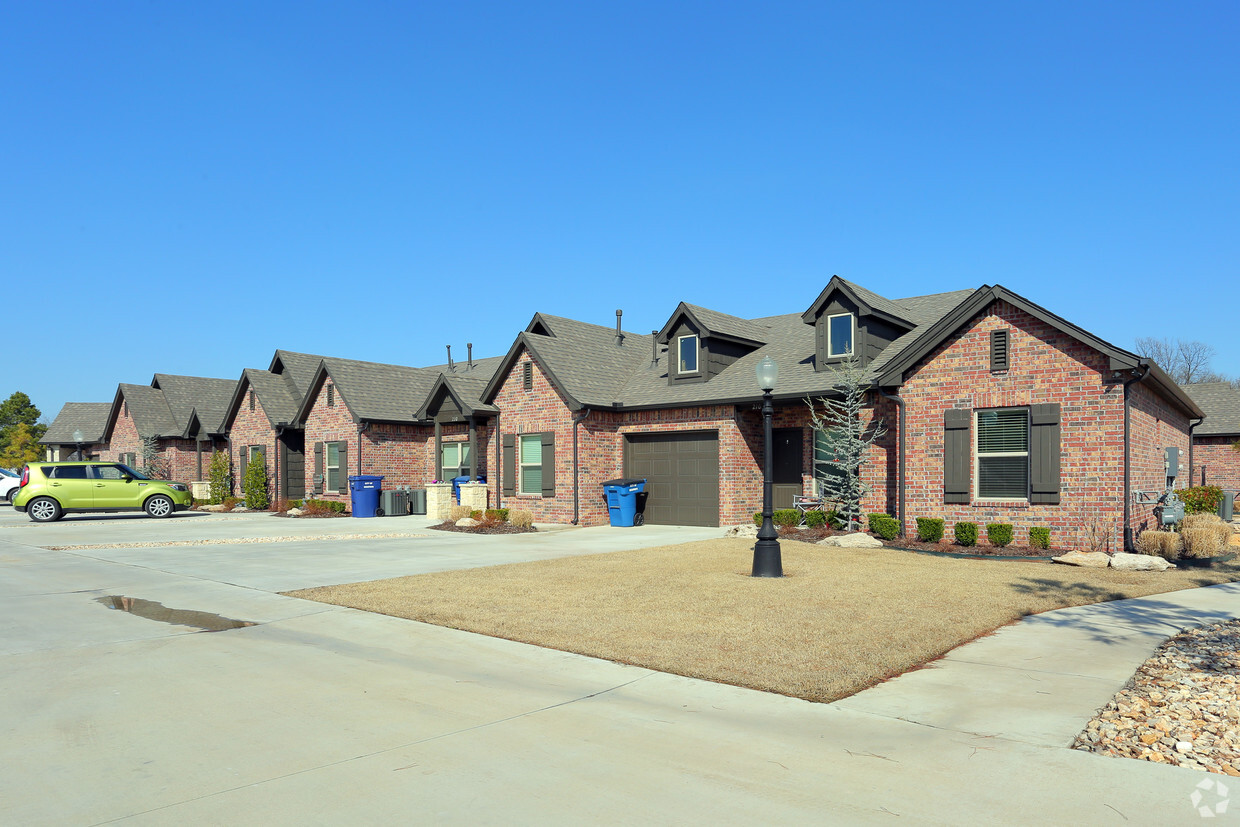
[348,475,384,518]
[451,475,487,503]
[602,477,646,527]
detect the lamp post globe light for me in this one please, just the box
[72,429,84,462]
[752,355,783,577]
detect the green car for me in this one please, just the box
[12,462,192,522]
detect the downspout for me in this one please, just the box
[1188,416,1204,486]
[571,407,591,525]
[878,387,906,537]
[494,413,502,509]
[358,421,370,476]
[1122,365,1150,551]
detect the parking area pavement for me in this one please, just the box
[1,506,1235,824]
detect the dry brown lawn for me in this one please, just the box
[286,539,1240,703]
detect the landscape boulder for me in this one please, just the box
[1051,551,1111,568]
[456,517,480,528]
[819,533,883,548]
[1110,552,1174,572]
[725,524,759,539]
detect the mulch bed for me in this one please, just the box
[430,520,538,535]
[883,537,1063,558]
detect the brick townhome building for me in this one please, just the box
[481,278,1202,550]
[40,402,111,461]
[102,374,236,481]
[222,350,327,501]
[1185,383,1240,490]
[294,352,501,500]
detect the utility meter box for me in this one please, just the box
[1161,498,1185,526]
[1164,447,1180,481]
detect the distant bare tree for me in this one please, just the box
[1134,337,1233,386]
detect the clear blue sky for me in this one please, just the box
[3,2,1237,422]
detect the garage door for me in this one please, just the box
[624,431,719,527]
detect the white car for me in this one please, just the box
[0,468,19,504]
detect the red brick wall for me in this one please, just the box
[163,438,221,482]
[107,404,142,466]
[1193,435,1240,490]
[302,378,360,501]
[230,388,277,496]
[1128,382,1191,539]
[898,299,1128,548]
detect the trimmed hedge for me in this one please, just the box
[986,523,1014,548]
[954,521,978,547]
[1029,527,1050,550]
[752,509,803,528]
[870,515,900,541]
[805,510,827,528]
[915,517,944,543]
[485,508,510,522]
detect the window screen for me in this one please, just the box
[976,409,1028,499]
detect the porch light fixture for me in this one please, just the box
[752,356,783,577]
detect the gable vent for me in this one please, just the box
[990,329,1010,372]
[522,361,533,391]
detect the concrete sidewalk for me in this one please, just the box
[2,511,1238,823]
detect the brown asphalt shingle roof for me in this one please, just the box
[310,354,503,423]
[152,374,238,435]
[41,403,112,444]
[116,383,178,438]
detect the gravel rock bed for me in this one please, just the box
[1073,619,1240,776]
[45,533,427,550]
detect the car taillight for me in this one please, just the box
[19,466,29,487]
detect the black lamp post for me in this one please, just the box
[752,356,783,577]
[72,429,84,462]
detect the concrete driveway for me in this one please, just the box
[2,507,1236,824]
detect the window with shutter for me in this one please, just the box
[519,434,542,494]
[975,408,1028,500]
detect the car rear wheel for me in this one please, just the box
[28,497,62,523]
[145,495,174,518]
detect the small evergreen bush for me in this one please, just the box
[302,498,348,516]
[824,509,843,529]
[485,508,510,522]
[986,523,1014,548]
[1029,526,1050,550]
[916,517,944,543]
[954,521,978,547]
[1181,486,1224,516]
[805,510,827,528]
[773,509,801,527]
[243,454,270,510]
[866,512,889,527]
[870,515,900,541]
[207,450,230,505]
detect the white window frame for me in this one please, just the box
[973,408,1029,502]
[325,441,344,491]
[519,434,542,495]
[827,313,854,358]
[441,442,472,479]
[677,334,700,374]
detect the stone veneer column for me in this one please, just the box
[459,482,488,512]
[426,483,454,521]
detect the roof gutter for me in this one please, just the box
[571,408,591,525]
[878,387,906,537]
[1122,364,1150,551]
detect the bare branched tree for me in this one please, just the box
[806,354,886,532]
[1134,337,1233,385]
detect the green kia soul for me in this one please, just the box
[12,462,192,522]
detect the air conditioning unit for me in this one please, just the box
[379,489,410,517]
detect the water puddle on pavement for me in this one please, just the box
[96,596,258,632]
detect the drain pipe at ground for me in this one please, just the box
[878,387,906,537]
[571,408,591,525]
[1122,364,1150,551]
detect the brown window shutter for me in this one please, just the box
[540,431,556,497]
[943,408,971,504]
[1030,403,1061,504]
[815,317,827,370]
[313,441,324,494]
[502,434,516,496]
[990,330,1009,372]
[337,444,348,493]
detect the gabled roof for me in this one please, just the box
[482,314,653,410]
[801,276,919,328]
[151,374,238,436]
[1185,383,1240,435]
[269,350,326,399]
[40,402,111,445]
[107,383,177,440]
[223,368,303,431]
[655,302,768,347]
[415,374,500,420]
[294,354,502,425]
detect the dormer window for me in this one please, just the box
[678,335,699,374]
[828,313,854,358]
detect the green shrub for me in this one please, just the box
[287,499,303,509]
[866,512,889,527]
[870,515,900,541]
[485,508,510,522]
[1029,526,1050,550]
[304,498,347,514]
[207,450,230,505]
[915,517,944,543]
[824,509,843,530]
[986,523,1014,548]
[1181,485,1225,515]
[805,510,827,528]
[471,510,483,520]
[773,509,801,527]
[242,454,270,510]
[954,521,977,547]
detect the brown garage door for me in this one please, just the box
[624,431,719,527]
